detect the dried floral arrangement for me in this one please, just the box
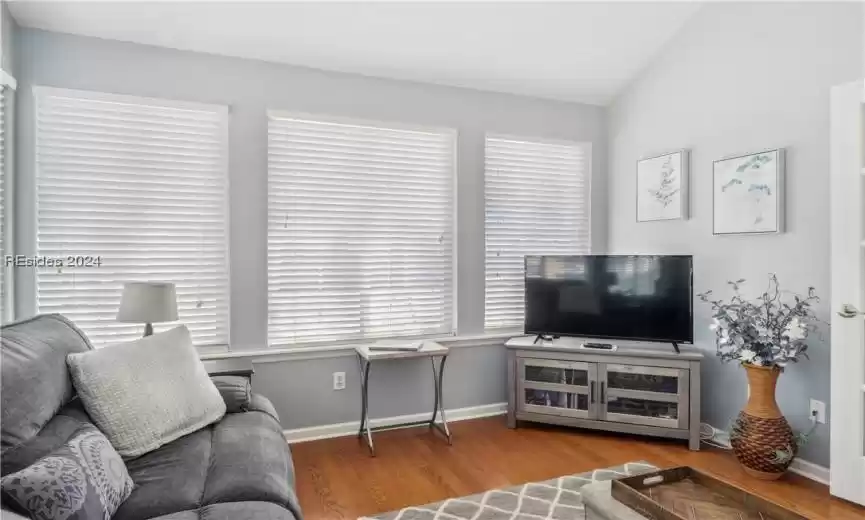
[697,274,820,369]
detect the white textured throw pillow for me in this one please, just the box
[67,325,226,458]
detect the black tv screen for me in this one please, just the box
[524,255,693,344]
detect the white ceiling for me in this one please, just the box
[8,1,702,105]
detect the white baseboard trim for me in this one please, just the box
[706,424,829,486]
[283,402,508,444]
[788,458,830,485]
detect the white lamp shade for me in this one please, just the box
[117,282,179,324]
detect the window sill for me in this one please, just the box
[198,331,519,363]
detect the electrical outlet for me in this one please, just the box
[809,399,826,424]
[333,372,346,391]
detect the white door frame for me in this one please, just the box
[829,78,865,505]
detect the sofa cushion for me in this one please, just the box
[202,406,298,511]
[1,400,93,476]
[0,507,30,519]
[114,398,300,520]
[67,325,226,458]
[1,314,93,454]
[1,423,134,520]
[146,502,297,520]
[116,428,212,520]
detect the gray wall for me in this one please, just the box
[256,344,507,430]
[607,2,863,467]
[1,2,16,74]
[13,28,606,429]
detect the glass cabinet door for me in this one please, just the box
[518,358,597,419]
[524,363,590,387]
[524,389,590,412]
[605,397,681,426]
[601,364,688,429]
[606,367,680,394]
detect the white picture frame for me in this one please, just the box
[636,150,689,222]
[713,148,785,235]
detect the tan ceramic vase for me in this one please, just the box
[730,364,796,480]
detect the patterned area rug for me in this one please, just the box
[359,461,658,520]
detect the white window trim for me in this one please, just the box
[1,69,16,91]
[34,86,226,115]
[488,132,593,151]
[483,133,593,331]
[266,110,460,347]
[267,109,458,137]
[199,330,519,363]
[31,86,232,347]
[1,69,16,323]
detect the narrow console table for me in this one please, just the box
[355,341,452,456]
[505,337,702,450]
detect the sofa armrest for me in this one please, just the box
[211,375,252,413]
[203,359,254,378]
[248,393,280,423]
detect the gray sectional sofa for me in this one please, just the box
[1,314,303,520]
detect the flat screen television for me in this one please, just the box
[524,255,693,345]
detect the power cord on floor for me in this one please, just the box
[699,423,732,450]
[700,410,819,451]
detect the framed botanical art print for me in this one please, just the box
[637,150,689,222]
[713,148,785,235]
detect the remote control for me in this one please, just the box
[582,342,614,350]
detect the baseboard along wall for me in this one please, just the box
[283,402,508,444]
[705,424,829,486]
[788,458,830,486]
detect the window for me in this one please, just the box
[267,113,455,346]
[484,135,591,330]
[35,88,229,346]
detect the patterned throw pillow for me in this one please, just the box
[0,424,134,520]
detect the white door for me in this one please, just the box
[830,79,865,505]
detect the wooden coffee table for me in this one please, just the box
[583,466,808,520]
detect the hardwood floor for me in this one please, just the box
[291,416,864,520]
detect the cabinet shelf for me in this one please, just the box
[506,339,702,451]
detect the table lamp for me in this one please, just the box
[117,282,178,337]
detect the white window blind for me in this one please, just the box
[484,135,591,330]
[268,113,455,347]
[35,88,229,346]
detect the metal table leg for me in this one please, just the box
[356,350,452,456]
[429,354,452,444]
[356,352,375,456]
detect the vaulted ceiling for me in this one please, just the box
[8,1,702,105]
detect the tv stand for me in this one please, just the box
[671,341,680,354]
[505,336,703,451]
